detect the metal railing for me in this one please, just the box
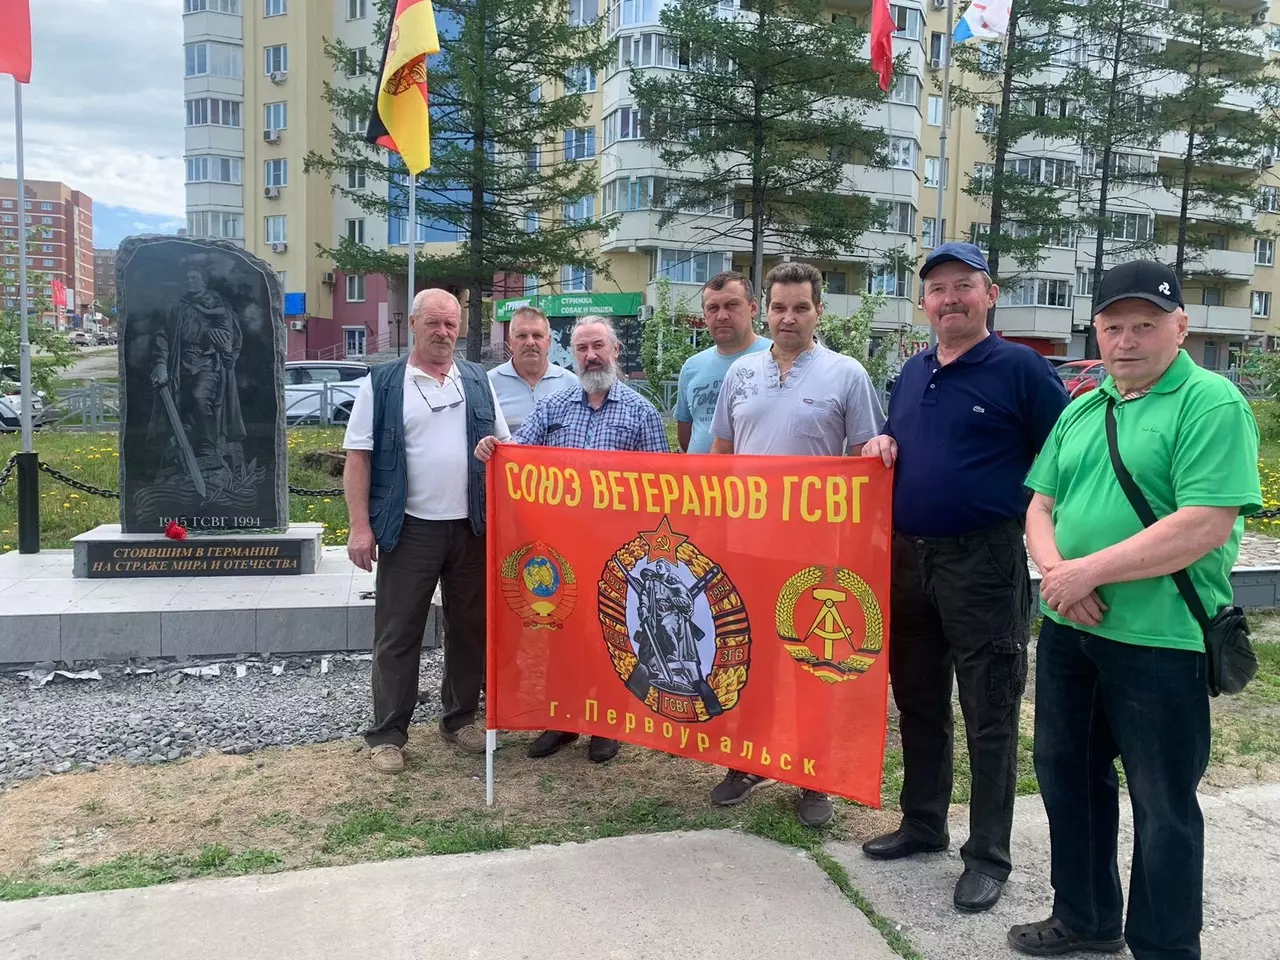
[46,380,120,432]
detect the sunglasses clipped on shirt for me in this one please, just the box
[413,375,465,412]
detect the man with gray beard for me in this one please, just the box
[475,314,669,762]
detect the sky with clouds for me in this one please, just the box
[0,0,184,248]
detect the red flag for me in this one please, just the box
[870,0,894,93]
[0,0,32,84]
[52,278,66,308]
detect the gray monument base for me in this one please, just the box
[72,524,325,579]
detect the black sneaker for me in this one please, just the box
[796,790,834,827]
[710,769,775,807]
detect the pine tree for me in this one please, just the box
[627,0,894,297]
[1161,0,1280,279]
[948,0,1083,329]
[304,0,615,361]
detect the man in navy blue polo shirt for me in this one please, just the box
[860,243,1069,913]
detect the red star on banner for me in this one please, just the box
[640,516,687,564]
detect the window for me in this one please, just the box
[1257,238,1275,266]
[979,44,1002,73]
[1081,211,1153,243]
[616,32,690,70]
[185,156,242,183]
[562,265,593,291]
[604,107,646,146]
[40,217,51,225]
[891,4,924,41]
[568,0,596,26]
[1005,156,1076,187]
[184,41,242,78]
[346,47,369,77]
[40,202,52,211]
[887,201,915,234]
[1076,267,1096,297]
[888,137,918,172]
[890,74,921,107]
[346,275,366,302]
[527,145,540,170]
[1050,33,1085,67]
[265,159,288,188]
[41,259,54,267]
[924,157,948,188]
[183,0,239,12]
[346,0,367,18]
[927,95,943,126]
[822,271,847,295]
[603,177,655,213]
[347,165,366,189]
[564,127,596,160]
[186,98,242,128]
[922,217,947,248]
[264,44,288,76]
[563,195,595,223]
[264,0,285,15]
[608,0,654,29]
[867,264,911,298]
[1253,291,1271,317]
[346,111,363,134]
[1002,278,1072,307]
[264,101,287,132]
[41,244,52,253]
[264,216,287,244]
[186,211,243,239]
[1202,286,1222,306]
[929,31,949,65]
[1261,187,1280,214]
[566,64,597,93]
[345,218,365,244]
[656,249,724,284]
[976,104,996,133]
[524,274,540,296]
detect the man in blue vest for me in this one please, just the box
[343,288,511,775]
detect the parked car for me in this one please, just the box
[94,330,116,345]
[67,331,91,347]
[1056,359,1107,399]
[284,360,369,425]
[0,379,47,431]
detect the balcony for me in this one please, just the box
[641,283,919,330]
[1184,303,1254,336]
[1158,244,1256,281]
[993,305,1074,341]
[182,11,242,42]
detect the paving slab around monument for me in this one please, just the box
[0,831,899,960]
[0,546,442,665]
[827,783,1280,960]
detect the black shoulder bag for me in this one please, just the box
[1104,400,1256,697]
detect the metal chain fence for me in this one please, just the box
[0,454,16,496]
[13,460,345,501]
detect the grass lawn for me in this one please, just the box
[0,428,352,551]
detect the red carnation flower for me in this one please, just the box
[164,521,188,541]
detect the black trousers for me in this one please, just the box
[365,516,486,748]
[1036,619,1210,960]
[888,518,1030,880]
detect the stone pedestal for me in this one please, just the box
[72,524,324,579]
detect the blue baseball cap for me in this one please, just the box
[919,242,991,279]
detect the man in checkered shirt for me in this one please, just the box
[475,313,670,763]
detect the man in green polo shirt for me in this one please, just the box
[1008,260,1261,960]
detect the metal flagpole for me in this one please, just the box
[407,173,416,351]
[14,79,39,554]
[930,0,956,350]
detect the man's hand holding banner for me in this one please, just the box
[486,446,893,807]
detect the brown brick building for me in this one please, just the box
[93,247,117,312]
[0,178,94,325]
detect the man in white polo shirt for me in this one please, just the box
[488,305,580,431]
[709,261,885,827]
[343,288,510,775]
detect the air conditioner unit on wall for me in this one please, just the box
[263,186,280,199]
[263,129,280,143]
[271,242,288,253]
[1252,10,1267,26]
[929,57,942,70]
[270,71,288,85]
[290,320,306,331]
[932,0,946,8]
[321,271,336,285]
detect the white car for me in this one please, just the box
[0,382,47,431]
[284,361,369,426]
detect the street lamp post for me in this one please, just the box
[394,312,403,357]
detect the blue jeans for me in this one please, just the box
[1034,619,1210,960]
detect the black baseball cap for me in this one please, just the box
[1093,260,1184,315]
[919,242,990,279]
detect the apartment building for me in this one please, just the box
[0,178,94,326]
[93,247,117,311]
[184,0,1280,367]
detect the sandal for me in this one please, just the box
[1007,916,1126,956]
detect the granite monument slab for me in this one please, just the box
[117,236,287,534]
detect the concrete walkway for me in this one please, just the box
[829,783,1280,960]
[2,786,1277,960]
[0,831,898,960]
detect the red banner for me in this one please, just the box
[0,0,32,84]
[486,446,894,807]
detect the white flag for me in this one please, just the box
[953,0,1012,44]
